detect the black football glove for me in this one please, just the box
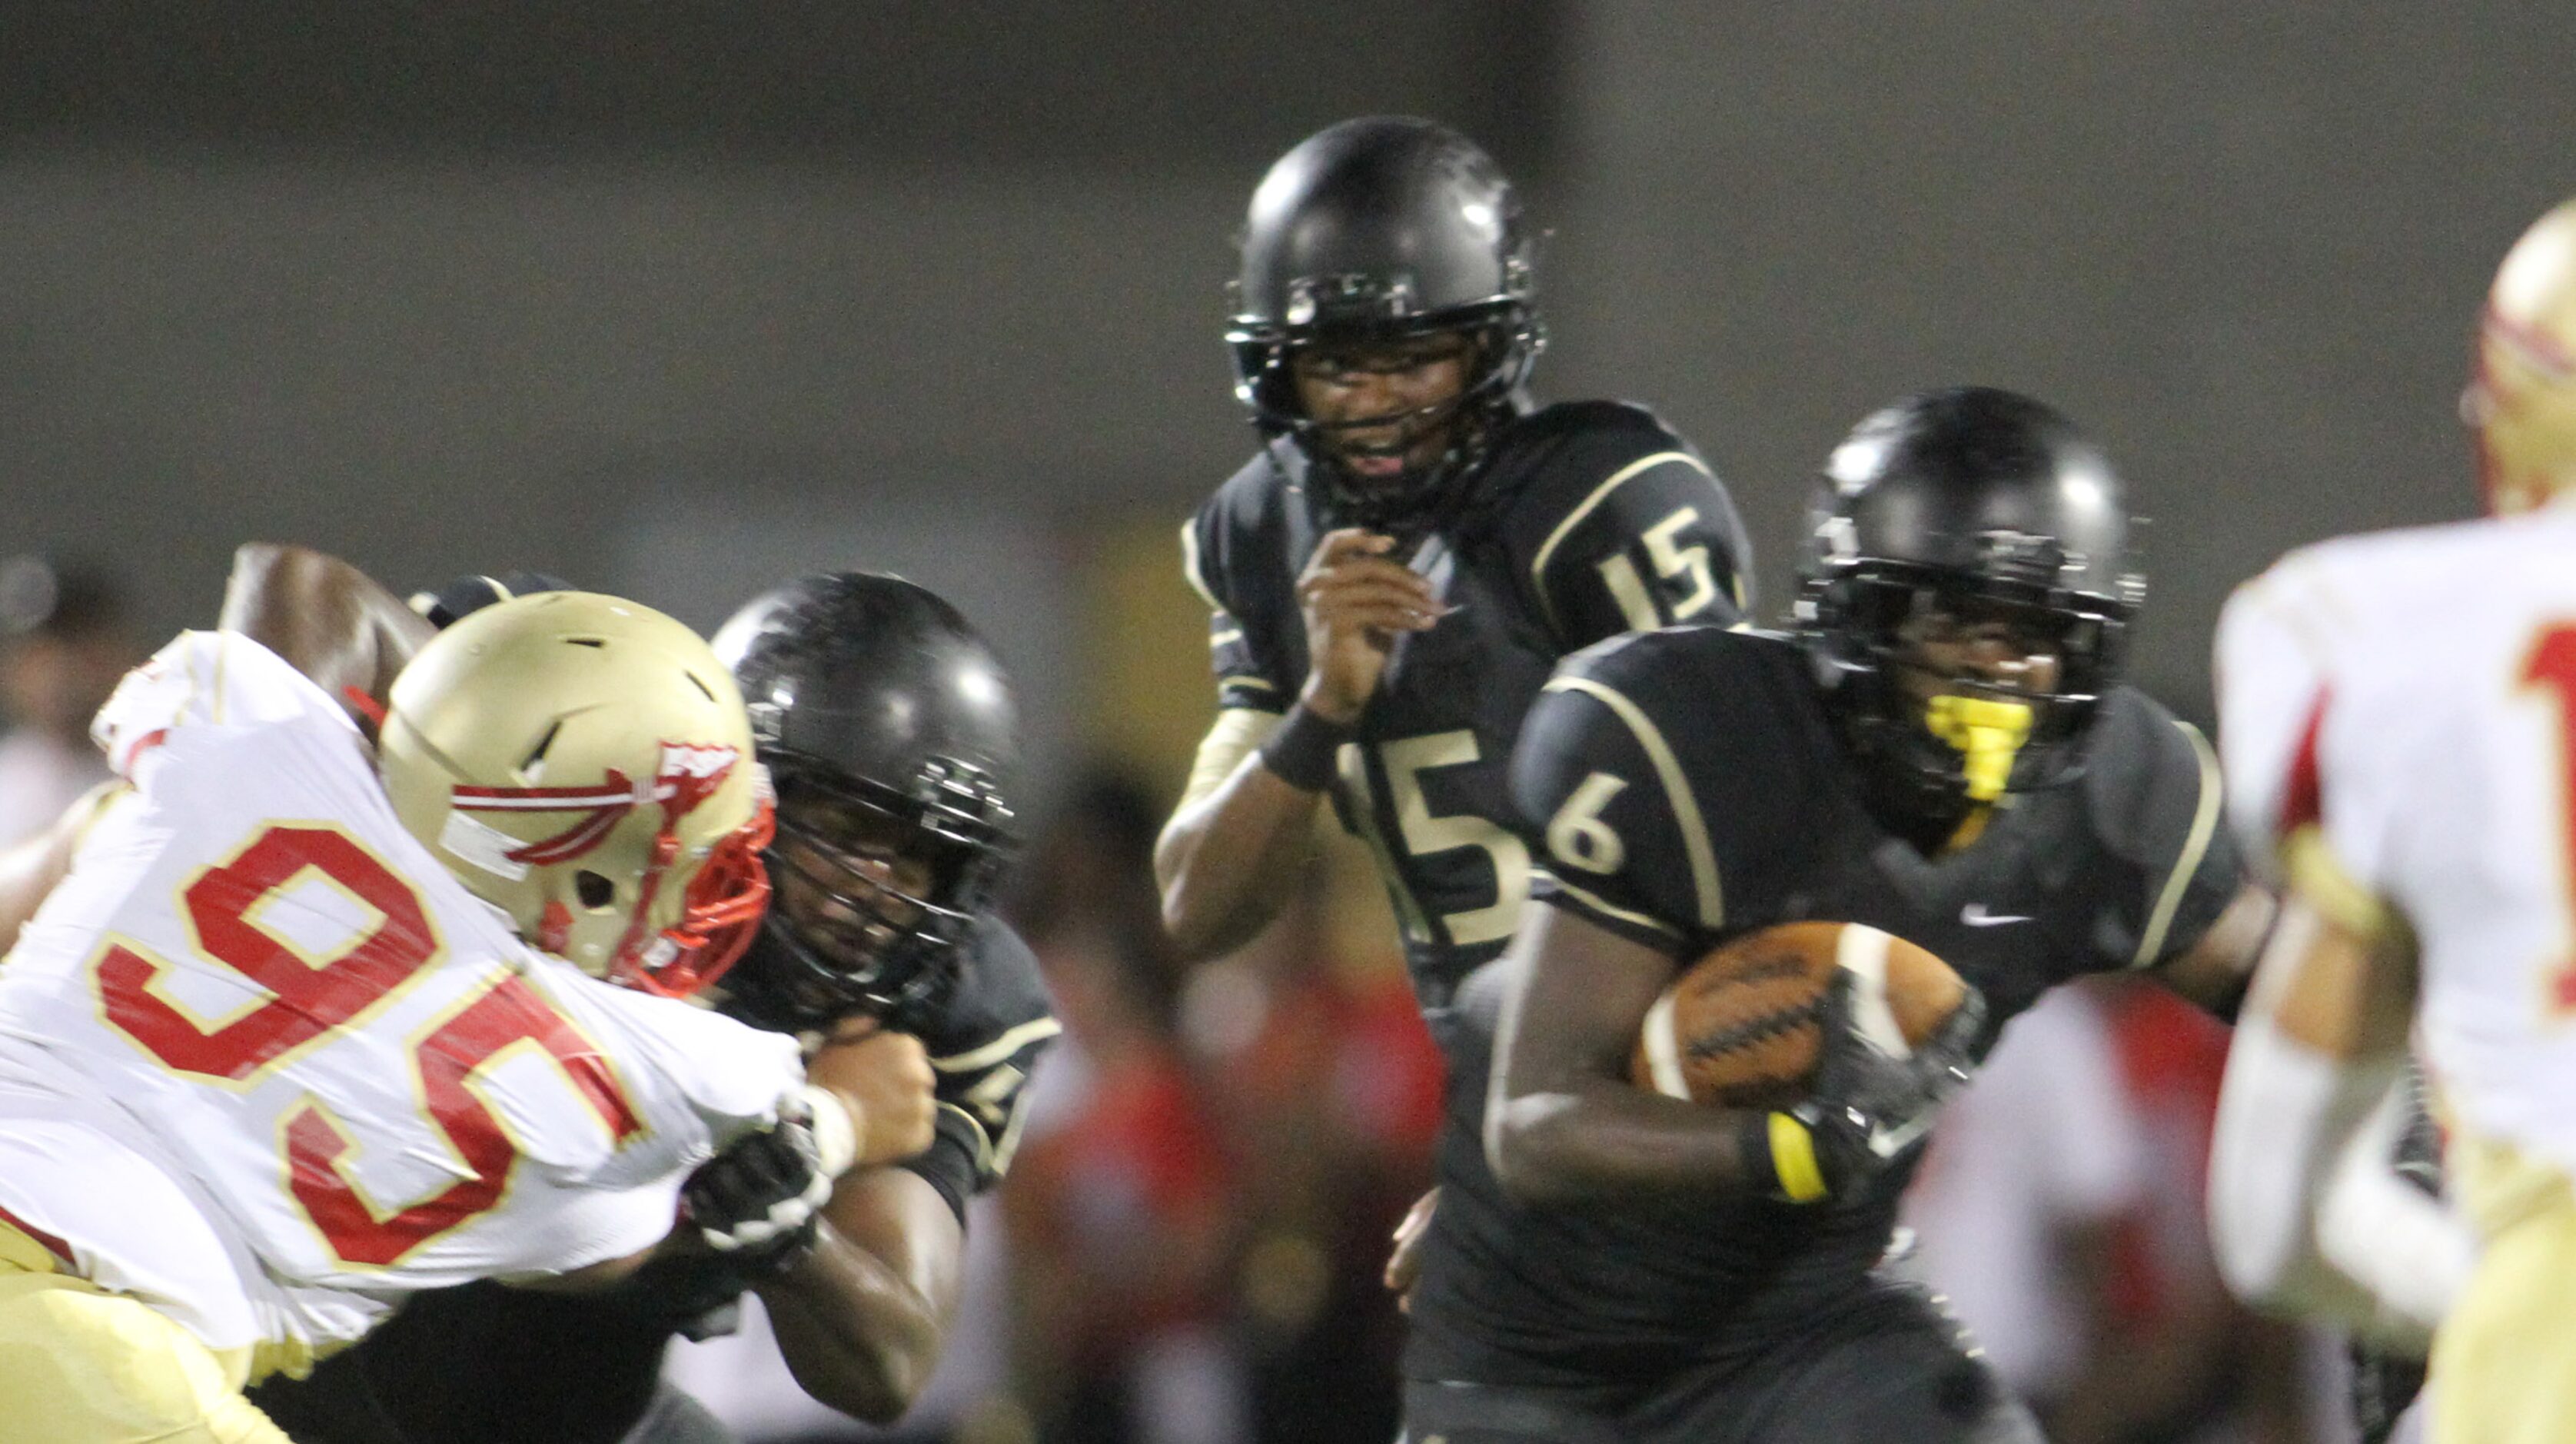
[1744,969,1986,1203]
[682,1095,837,1273]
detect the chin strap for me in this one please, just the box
[1924,695,2035,803]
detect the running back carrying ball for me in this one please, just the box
[1632,921,1969,1110]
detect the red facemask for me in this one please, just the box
[610,799,775,1000]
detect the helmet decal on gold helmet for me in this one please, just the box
[377,591,773,996]
[2471,198,2576,514]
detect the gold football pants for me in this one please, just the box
[2431,1132,2576,1444]
[0,1216,290,1444]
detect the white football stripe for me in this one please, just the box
[1835,923,1913,1060]
[1641,988,1692,1100]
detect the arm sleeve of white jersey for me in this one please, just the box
[535,973,809,1190]
[616,996,809,1157]
[2209,1007,2471,1350]
[2215,559,2410,933]
[90,630,357,777]
[2213,572,2336,884]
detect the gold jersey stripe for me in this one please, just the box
[1180,707,1281,814]
[936,1100,995,1173]
[2132,719,2223,967]
[1541,675,1723,929]
[208,630,228,725]
[930,1016,1064,1074]
[2282,826,2408,947]
[1178,520,1223,613]
[1533,865,1682,938]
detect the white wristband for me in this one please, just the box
[795,1083,862,1179]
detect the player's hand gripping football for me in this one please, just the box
[1295,529,1448,723]
[1757,970,1986,1203]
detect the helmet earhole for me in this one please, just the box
[576,870,617,911]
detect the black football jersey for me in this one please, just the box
[886,917,1061,1219]
[1401,624,2245,1386]
[248,917,1058,1444]
[1186,401,1753,1012]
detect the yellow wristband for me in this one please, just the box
[1768,1112,1829,1203]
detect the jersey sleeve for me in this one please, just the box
[2213,565,2340,880]
[1182,507,1288,714]
[1504,409,1756,650]
[1509,637,1737,957]
[903,922,1060,1221]
[530,966,808,1188]
[2082,689,2248,972]
[90,630,357,777]
[2213,553,2414,934]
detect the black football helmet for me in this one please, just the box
[1226,115,1545,534]
[711,574,1018,1033]
[1794,388,2145,825]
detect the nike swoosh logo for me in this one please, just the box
[1869,1113,1936,1159]
[1960,903,2033,927]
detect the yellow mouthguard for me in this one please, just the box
[1923,694,2035,803]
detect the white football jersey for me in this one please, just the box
[2217,502,2576,1181]
[0,631,803,1365]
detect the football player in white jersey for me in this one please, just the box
[2209,200,2576,1442]
[0,544,932,1443]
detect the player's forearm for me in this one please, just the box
[1487,910,1776,1205]
[757,1219,946,1422]
[1153,754,1319,962]
[1485,1082,1770,1206]
[219,542,433,717]
[2209,1023,2466,1349]
[2209,896,2461,1345]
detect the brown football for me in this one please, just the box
[1630,921,1968,1110]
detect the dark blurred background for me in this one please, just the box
[5,6,2566,1441]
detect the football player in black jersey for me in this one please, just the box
[250,572,1058,1444]
[1155,116,1753,1331]
[1445,388,2277,1443]
[1158,113,1754,984]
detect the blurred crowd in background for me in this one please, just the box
[0,550,2355,1444]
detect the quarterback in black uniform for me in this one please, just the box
[251,573,1058,1444]
[1448,388,2275,1442]
[1156,112,1752,1039]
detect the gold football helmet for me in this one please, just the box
[378,591,773,996]
[2471,198,2576,514]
